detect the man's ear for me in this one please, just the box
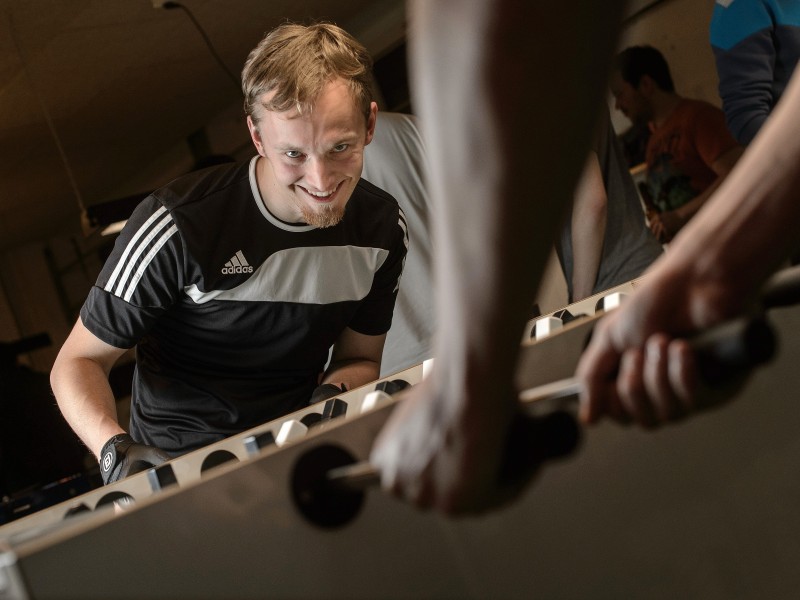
[247,116,266,156]
[364,102,378,146]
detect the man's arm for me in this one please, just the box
[578,65,800,426]
[50,318,128,458]
[710,0,777,145]
[649,145,743,242]
[571,152,607,301]
[370,0,626,514]
[322,327,385,390]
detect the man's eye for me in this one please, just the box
[332,144,349,153]
[285,150,302,159]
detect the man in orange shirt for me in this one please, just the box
[611,46,743,243]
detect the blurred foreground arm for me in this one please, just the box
[370,0,625,514]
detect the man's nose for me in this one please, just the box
[305,156,335,191]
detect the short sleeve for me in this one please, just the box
[80,196,185,348]
[347,207,408,336]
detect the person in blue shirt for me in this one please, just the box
[710,0,800,145]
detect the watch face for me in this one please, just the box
[102,449,114,474]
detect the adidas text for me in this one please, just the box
[221,265,253,274]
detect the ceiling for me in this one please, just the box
[0,0,407,251]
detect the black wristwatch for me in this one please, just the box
[99,433,134,481]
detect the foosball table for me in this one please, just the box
[2,276,798,599]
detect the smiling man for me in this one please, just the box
[51,23,407,484]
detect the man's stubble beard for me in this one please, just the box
[299,202,346,228]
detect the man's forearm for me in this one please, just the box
[677,145,744,222]
[411,0,626,397]
[570,154,607,301]
[322,358,380,390]
[571,230,605,302]
[369,0,628,514]
[51,357,126,458]
[51,319,128,458]
[674,181,719,224]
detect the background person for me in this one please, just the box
[362,112,434,376]
[710,0,800,146]
[611,45,743,243]
[557,109,663,302]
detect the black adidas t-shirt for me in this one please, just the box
[81,157,408,455]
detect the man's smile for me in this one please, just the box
[298,181,344,203]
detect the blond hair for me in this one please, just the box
[242,22,373,123]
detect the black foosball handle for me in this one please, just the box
[761,264,800,309]
[691,314,776,386]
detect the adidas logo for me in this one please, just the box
[221,250,254,274]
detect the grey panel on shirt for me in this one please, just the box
[184,245,389,304]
